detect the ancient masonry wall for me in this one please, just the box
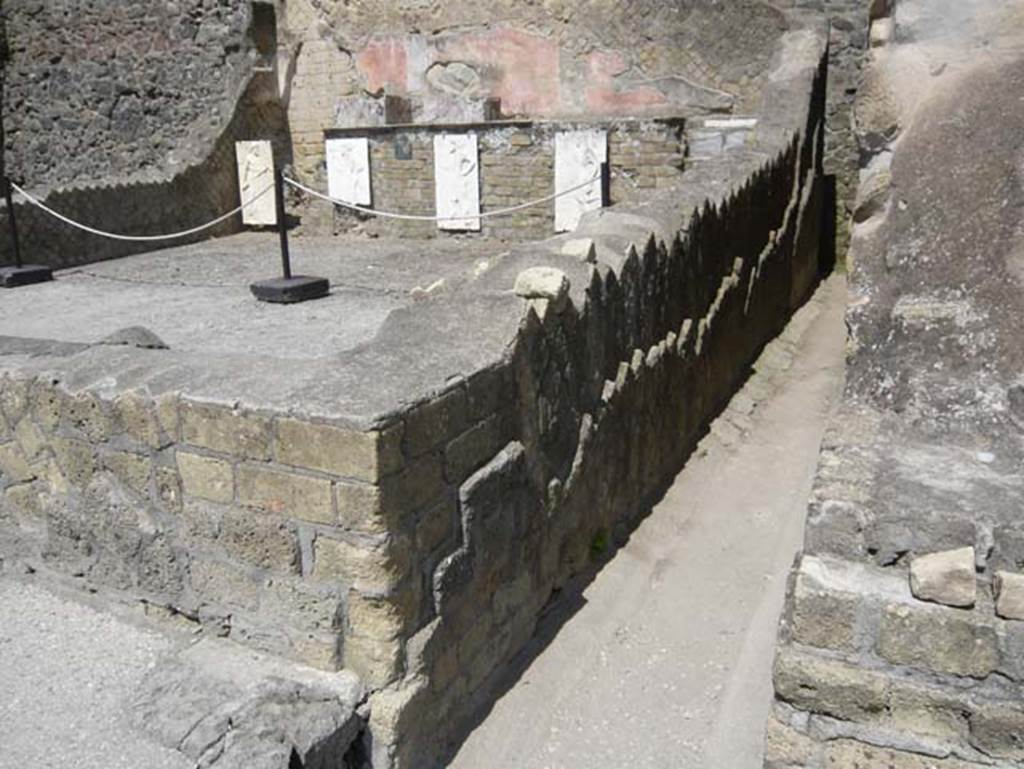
[0,1,287,269]
[0,41,828,769]
[307,119,685,241]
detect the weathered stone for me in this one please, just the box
[261,578,344,633]
[0,442,35,484]
[335,481,386,534]
[969,699,1024,762]
[823,739,989,768]
[13,419,47,462]
[443,414,505,485]
[852,168,890,223]
[343,632,403,689]
[379,453,446,520]
[5,483,42,520]
[99,326,168,350]
[0,377,30,427]
[877,602,998,678]
[313,535,407,593]
[62,391,114,443]
[415,494,456,554]
[237,464,333,525]
[887,678,970,743]
[276,419,402,482]
[102,451,152,495]
[219,511,299,573]
[190,559,260,611]
[909,547,976,608]
[561,238,597,262]
[155,466,182,512]
[994,571,1024,621]
[50,438,97,488]
[114,392,165,449]
[177,452,234,504]
[763,714,818,768]
[773,648,889,722]
[403,388,467,458]
[181,402,271,460]
[790,582,859,653]
[513,267,570,303]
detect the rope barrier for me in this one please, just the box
[284,172,603,222]
[9,176,274,243]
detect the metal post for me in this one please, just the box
[275,168,291,280]
[3,176,22,269]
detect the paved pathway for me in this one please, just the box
[451,275,848,769]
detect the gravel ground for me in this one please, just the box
[0,578,190,769]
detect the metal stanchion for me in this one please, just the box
[0,176,52,288]
[249,167,328,304]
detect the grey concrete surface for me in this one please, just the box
[0,232,500,360]
[449,275,848,769]
[0,577,191,769]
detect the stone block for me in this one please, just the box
[114,392,165,449]
[180,402,271,460]
[887,678,969,743]
[102,451,151,495]
[415,494,456,555]
[379,453,446,520]
[969,700,1024,762]
[13,419,46,462]
[5,483,42,520]
[443,414,505,485]
[513,267,570,304]
[909,547,976,608]
[29,381,61,432]
[763,714,818,768]
[275,418,402,482]
[313,535,406,593]
[994,571,1024,621]
[791,580,859,653]
[236,464,333,525]
[773,647,888,722]
[0,442,35,484]
[403,387,468,458]
[823,739,989,768]
[50,438,96,488]
[877,602,998,678]
[181,500,221,542]
[177,452,234,504]
[62,391,114,443]
[335,481,387,534]
[343,632,403,689]
[218,511,299,573]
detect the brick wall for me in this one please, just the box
[307,119,685,241]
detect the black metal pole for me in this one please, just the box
[3,177,21,268]
[275,168,291,280]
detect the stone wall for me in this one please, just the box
[0,1,288,269]
[279,0,791,182]
[308,119,685,241]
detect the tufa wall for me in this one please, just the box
[0,1,287,269]
[305,118,685,241]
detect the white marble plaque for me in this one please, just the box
[554,129,607,232]
[326,137,372,206]
[235,140,277,226]
[433,133,481,231]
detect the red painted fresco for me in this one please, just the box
[438,28,561,116]
[356,38,409,95]
[584,49,667,114]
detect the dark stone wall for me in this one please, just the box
[3,0,256,189]
[0,1,290,269]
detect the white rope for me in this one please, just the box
[9,177,275,243]
[284,172,603,222]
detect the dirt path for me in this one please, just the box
[450,274,848,769]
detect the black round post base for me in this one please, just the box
[0,264,53,288]
[250,275,329,304]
